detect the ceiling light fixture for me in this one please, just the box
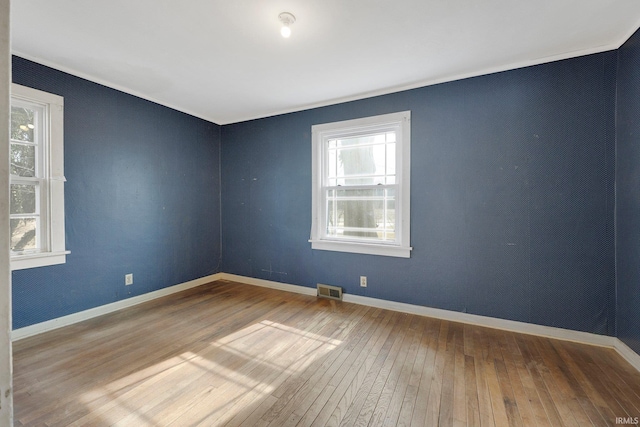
[279,12,296,38]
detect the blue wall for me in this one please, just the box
[12,48,631,340]
[616,29,640,354]
[11,57,222,329]
[222,52,617,335]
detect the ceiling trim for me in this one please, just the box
[11,34,631,126]
[11,50,217,125]
[231,43,622,125]
[616,17,640,50]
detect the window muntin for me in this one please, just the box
[10,84,68,270]
[311,111,411,258]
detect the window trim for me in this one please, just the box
[10,83,68,270]
[310,111,412,258]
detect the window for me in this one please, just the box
[10,83,68,270]
[310,111,411,258]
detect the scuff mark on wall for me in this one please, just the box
[261,263,288,279]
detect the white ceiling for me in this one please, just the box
[11,0,640,125]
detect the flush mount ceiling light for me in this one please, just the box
[278,12,296,38]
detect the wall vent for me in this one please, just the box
[317,283,343,300]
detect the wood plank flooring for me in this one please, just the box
[12,280,640,426]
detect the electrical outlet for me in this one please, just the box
[360,276,367,287]
[125,273,133,286]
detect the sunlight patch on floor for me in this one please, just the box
[78,319,341,426]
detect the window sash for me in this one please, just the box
[10,99,47,255]
[10,179,44,253]
[10,217,41,253]
[323,184,397,244]
[320,123,402,245]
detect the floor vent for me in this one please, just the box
[317,283,343,301]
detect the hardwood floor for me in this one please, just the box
[12,280,640,426]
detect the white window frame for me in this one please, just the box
[10,83,68,270]
[310,111,412,258]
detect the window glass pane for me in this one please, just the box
[327,199,335,230]
[336,188,385,198]
[11,106,35,143]
[328,148,337,178]
[334,199,381,239]
[11,184,37,214]
[386,143,396,176]
[331,133,391,186]
[11,218,37,251]
[336,145,380,176]
[386,132,396,143]
[386,199,396,237]
[337,134,384,148]
[11,143,36,177]
[325,188,395,241]
[372,144,386,178]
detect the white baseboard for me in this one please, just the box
[12,272,640,373]
[11,273,223,341]
[218,273,317,296]
[613,338,640,373]
[221,274,615,347]
[342,294,617,347]
[218,273,640,372]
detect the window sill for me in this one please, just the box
[310,240,411,258]
[11,250,70,271]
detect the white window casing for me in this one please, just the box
[10,83,68,270]
[310,111,412,258]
